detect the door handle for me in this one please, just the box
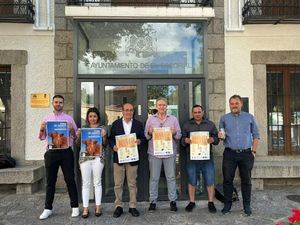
[138,105,142,116]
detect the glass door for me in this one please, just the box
[99,79,142,202]
[141,79,205,200]
[76,78,205,202]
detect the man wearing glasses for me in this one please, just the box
[109,103,146,218]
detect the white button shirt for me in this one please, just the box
[122,118,133,135]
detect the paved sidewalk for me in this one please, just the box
[0,186,300,225]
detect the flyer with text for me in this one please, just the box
[116,133,139,163]
[47,121,69,150]
[81,128,102,158]
[153,127,173,156]
[190,131,210,160]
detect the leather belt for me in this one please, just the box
[226,148,251,153]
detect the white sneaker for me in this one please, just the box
[39,209,52,220]
[71,207,80,217]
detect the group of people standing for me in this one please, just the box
[38,94,259,220]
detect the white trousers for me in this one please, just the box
[80,158,104,207]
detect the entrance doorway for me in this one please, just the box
[76,78,205,202]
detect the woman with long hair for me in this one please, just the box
[76,107,107,218]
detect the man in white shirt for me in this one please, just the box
[109,103,146,218]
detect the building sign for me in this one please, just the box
[77,22,204,75]
[31,93,50,108]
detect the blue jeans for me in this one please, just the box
[187,159,215,187]
[222,148,254,209]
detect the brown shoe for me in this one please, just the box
[95,205,102,217]
[82,208,89,219]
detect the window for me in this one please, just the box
[262,0,300,17]
[0,65,11,154]
[267,65,300,155]
[77,22,204,75]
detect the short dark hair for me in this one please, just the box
[52,94,64,101]
[192,104,204,111]
[229,94,243,103]
[86,107,100,124]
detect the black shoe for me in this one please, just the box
[148,203,156,212]
[129,208,140,217]
[185,202,195,212]
[208,202,217,213]
[170,201,177,212]
[221,204,231,215]
[244,205,252,216]
[113,206,123,218]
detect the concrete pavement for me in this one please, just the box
[0,186,300,225]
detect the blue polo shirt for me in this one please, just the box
[219,111,260,150]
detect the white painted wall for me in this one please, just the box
[225,4,300,113]
[0,23,54,160]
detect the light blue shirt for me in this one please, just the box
[219,111,260,150]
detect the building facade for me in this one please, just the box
[60,0,225,201]
[225,0,300,189]
[8,0,300,200]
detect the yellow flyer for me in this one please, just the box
[190,131,210,160]
[116,133,139,163]
[153,127,173,156]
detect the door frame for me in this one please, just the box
[75,77,206,202]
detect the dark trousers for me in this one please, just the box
[222,148,254,209]
[44,147,78,210]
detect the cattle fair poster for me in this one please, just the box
[190,131,210,160]
[153,127,173,156]
[46,121,69,150]
[81,128,102,157]
[116,133,139,163]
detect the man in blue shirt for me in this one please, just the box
[219,95,260,216]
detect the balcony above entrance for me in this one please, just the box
[0,0,35,23]
[242,0,300,24]
[66,0,214,20]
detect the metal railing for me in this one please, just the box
[242,0,300,24]
[67,0,213,7]
[0,0,35,23]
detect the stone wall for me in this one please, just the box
[54,0,75,189]
[207,0,225,129]
[55,0,74,116]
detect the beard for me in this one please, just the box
[231,108,240,114]
[54,105,63,112]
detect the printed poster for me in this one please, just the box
[116,133,139,163]
[80,128,102,158]
[153,127,173,156]
[47,121,69,150]
[190,131,210,160]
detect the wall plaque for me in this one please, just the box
[31,93,50,108]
